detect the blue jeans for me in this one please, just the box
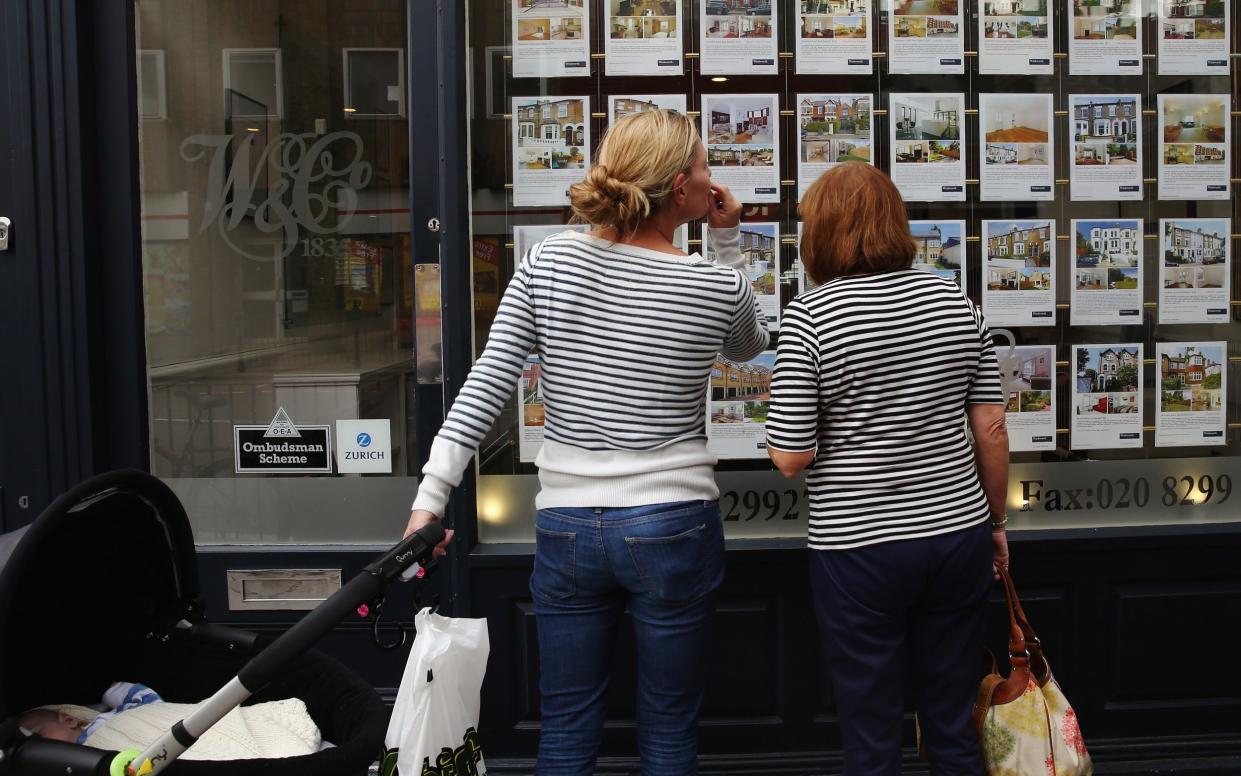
[531,500,725,776]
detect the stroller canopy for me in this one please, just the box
[0,469,200,716]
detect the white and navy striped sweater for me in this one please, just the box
[766,270,1005,550]
[413,227,769,515]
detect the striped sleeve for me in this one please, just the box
[967,301,1005,405]
[765,301,820,453]
[412,246,539,515]
[721,274,770,361]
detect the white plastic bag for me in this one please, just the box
[382,607,490,776]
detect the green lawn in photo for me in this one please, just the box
[1162,391,1191,412]
[746,402,769,422]
[1112,277,1138,289]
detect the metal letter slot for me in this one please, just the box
[225,569,342,611]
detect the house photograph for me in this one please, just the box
[910,222,963,271]
[1078,347,1140,393]
[893,16,927,37]
[705,97,774,145]
[984,96,1049,143]
[516,98,586,148]
[987,221,1053,267]
[802,0,867,12]
[800,15,834,37]
[705,15,773,37]
[1163,220,1228,266]
[1076,220,1141,267]
[711,354,775,402]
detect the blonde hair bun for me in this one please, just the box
[568,165,651,235]
[568,109,700,240]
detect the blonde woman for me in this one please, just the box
[404,109,769,775]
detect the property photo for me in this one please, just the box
[611,96,680,121]
[1008,347,1054,392]
[1019,391,1052,412]
[800,15,835,37]
[1108,393,1139,414]
[894,95,961,141]
[984,97,1049,143]
[1163,220,1228,273]
[984,15,1047,36]
[518,0,585,15]
[611,0,677,17]
[515,98,587,170]
[893,0,957,15]
[1160,344,1223,412]
[706,97,775,145]
[1076,393,1109,415]
[1075,220,1141,268]
[707,144,775,166]
[610,11,677,39]
[1195,17,1226,38]
[1073,14,1138,40]
[799,95,870,161]
[893,16,927,37]
[1019,267,1051,290]
[711,354,775,402]
[833,17,868,37]
[705,15,773,38]
[910,222,963,274]
[925,16,961,35]
[1162,96,1227,144]
[802,0,867,12]
[1078,347,1140,394]
[986,221,1053,268]
[710,401,769,424]
[517,18,553,40]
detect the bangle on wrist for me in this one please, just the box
[990,515,1008,530]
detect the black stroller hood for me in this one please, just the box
[0,469,201,716]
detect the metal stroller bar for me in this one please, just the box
[106,521,447,776]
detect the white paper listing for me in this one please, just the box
[511,0,590,78]
[998,344,1056,452]
[700,0,778,75]
[889,92,965,202]
[1070,219,1143,327]
[1070,0,1142,76]
[1156,342,1228,448]
[702,93,781,203]
[796,0,873,74]
[888,0,964,74]
[981,219,1056,327]
[1071,344,1144,451]
[707,351,776,460]
[512,96,591,207]
[1157,94,1230,201]
[1158,0,1230,76]
[979,93,1054,202]
[1069,93,1142,202]
[605,0,683,76]
[978,0,1053,75]
[1159,218,1231,325]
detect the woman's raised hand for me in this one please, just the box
[707,183,741,230]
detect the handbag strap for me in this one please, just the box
[998,566,1050,682]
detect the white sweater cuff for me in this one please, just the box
[705,225,743,270]
[410,436,475,516]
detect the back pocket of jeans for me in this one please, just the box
[531,526,576,600]
[625,523,709,604]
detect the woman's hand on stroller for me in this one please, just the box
[404,509,453,560]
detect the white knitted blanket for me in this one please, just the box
[82,698,321,761]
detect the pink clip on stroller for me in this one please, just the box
[0,469,445,776]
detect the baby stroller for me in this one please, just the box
[0,469,445,776]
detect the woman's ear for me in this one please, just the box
[669,171,688,206]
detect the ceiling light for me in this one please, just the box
[711,77,727,82]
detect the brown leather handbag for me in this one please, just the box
[972,567,1093,775]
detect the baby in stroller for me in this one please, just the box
[18,682,160,744]
[17,682,323,761]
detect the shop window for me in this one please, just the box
[465,0,1240,543]
[136,1,414,544]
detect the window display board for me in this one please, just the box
[470,0,1241,541]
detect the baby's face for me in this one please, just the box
[22,711,83,742]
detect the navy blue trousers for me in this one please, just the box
[810,522,992,776]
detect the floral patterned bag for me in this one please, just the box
[973,567,1092,776]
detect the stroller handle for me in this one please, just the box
[113,521,447,776]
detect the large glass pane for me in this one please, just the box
[136,0,417,544]
[465,0,1241,542]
